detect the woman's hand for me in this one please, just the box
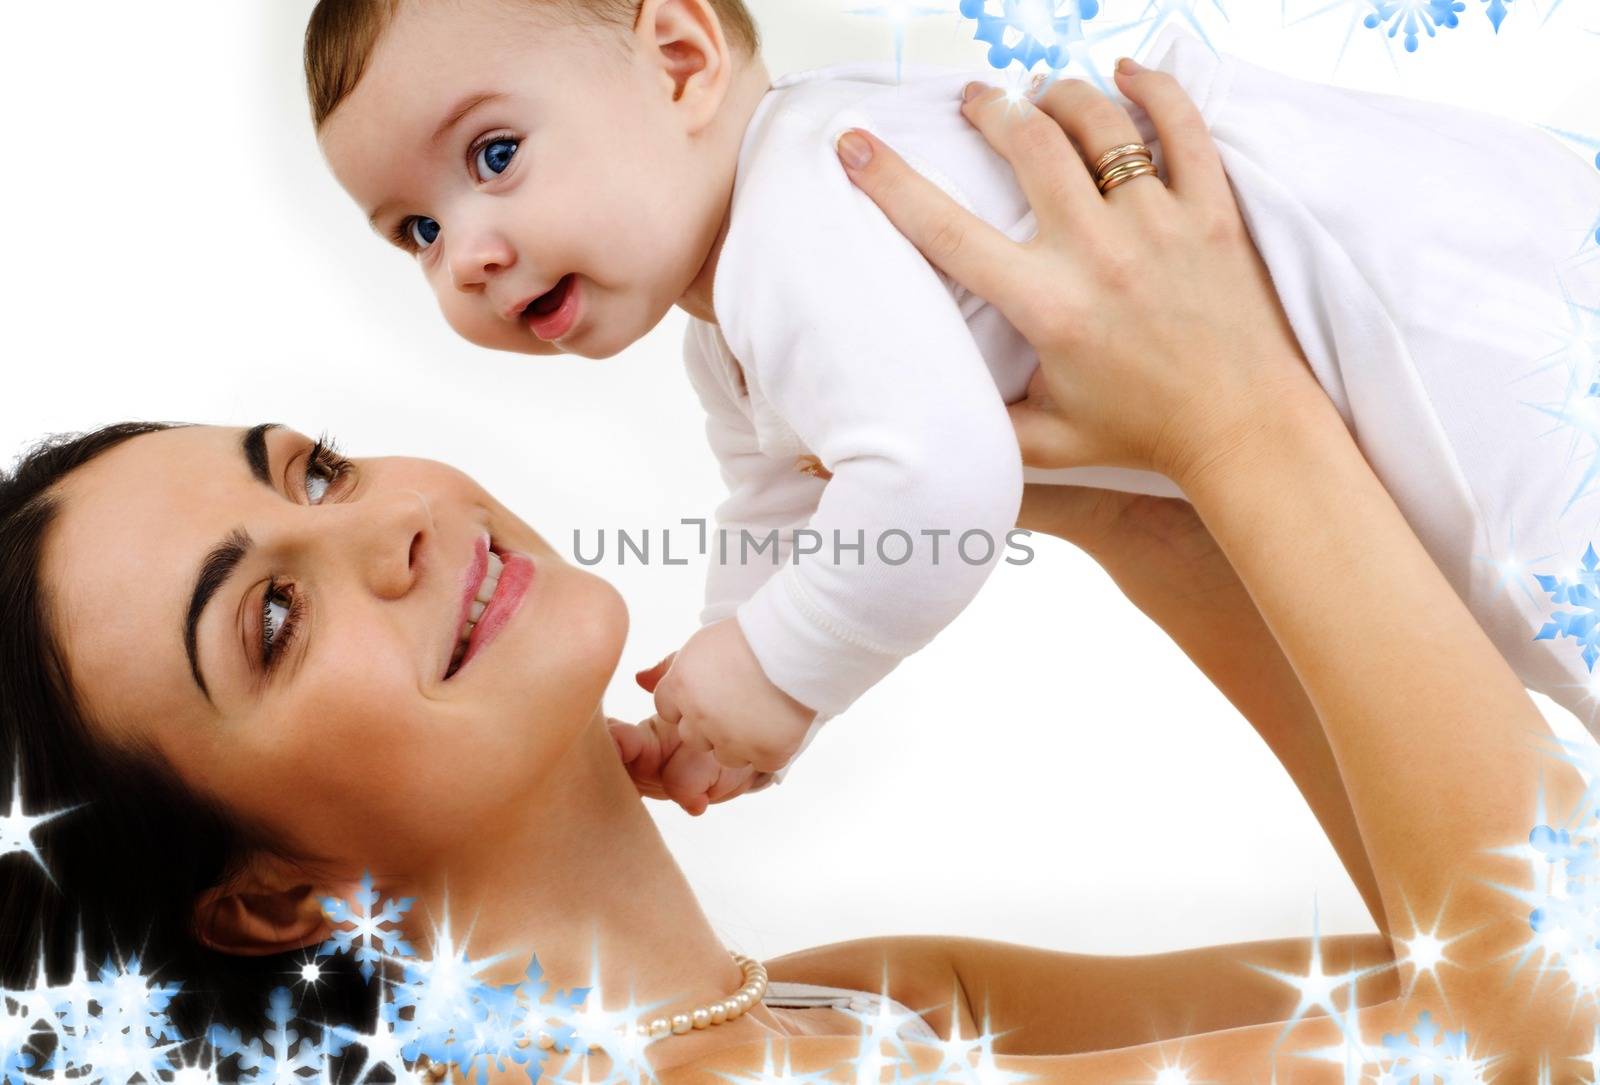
[836,60,1318,488]
[837,55,1594,1065]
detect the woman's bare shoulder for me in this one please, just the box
[761,933,1060,1038]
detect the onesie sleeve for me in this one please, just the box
[715,107,1025,718]
[682,318,828,626]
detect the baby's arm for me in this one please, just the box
[720,123,1025,721]
[685,320,830,628]
[620,322,831,803]
[657,121,1024,776]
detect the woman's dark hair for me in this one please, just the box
[0,422,378,1079]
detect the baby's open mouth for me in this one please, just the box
[522,274,575,320]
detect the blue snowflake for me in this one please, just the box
[1478,0,1512,32]
[0,1000,34,1085]
[208,987,347,1083]
[317,873,417,983]
[1379,1011,1473,1083]
[447,958,591,1085]
[1363,0,1465,51]
[1528,817,1600,994]
[49,957,185,1085]
[1534,543,1600,671]
[960,0,1099,71]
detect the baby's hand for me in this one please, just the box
[642,619,818,775]
[608,714,774,816]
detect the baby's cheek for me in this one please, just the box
[434,292,494,346]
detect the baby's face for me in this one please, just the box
[319,0,728,358]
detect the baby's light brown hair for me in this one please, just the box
[304,0,762,128]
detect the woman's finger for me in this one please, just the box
[1008,399,1090,470]
[957,83,1105,232]
[837,127,1032,305]
[1111,59,1231,207]
[609,719,647,765]
[1028,78,1166,209]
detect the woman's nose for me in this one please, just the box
[448,221,517,291]
[334,488,433,599]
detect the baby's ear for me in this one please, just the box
[636,0,730,119]
[192,859,361,958]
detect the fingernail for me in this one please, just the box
[962,80,986,102]
[835,129,872,170]
[1116,56,1144,74]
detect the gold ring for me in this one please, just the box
[1098,160,1160,194]
[1093,142,1153,177]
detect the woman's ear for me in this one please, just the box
[635,0,731,126]
[192,864,359,958]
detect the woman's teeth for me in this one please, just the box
[449,550,503,675]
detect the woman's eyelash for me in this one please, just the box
[260,579,303,672]
[256,436,352,674]
[305,434,352,494]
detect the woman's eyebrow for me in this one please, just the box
[182,424,284,702]
[242,422,281,485]
[184,529,253,702]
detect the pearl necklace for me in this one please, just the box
[543,951,770,1051]
[422,952,768,1079]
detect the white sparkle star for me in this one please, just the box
[331,1013,424,1084]
[845,0,956,83]
[715,1037,835,1084]
[1248,899,1391,1051]
[1391,892,1474,1011]
[0,759,79,881]
[1093,0,1230,56]
[1473,522,1560,609]
[541,939,668,1085]
[1572,1023,1600,1081]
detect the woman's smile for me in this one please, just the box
[446,534,536,680]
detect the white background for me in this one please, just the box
[3,0,1598,976]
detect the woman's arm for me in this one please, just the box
[761,931,1396,1056]
[824,65,1592,1074]
[1018,484,1388,936]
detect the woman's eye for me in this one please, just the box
[303,439,352,505]
[474,138,518,181]
[407,217,441,250]
[306,462,336,504]
[262,583,292,661]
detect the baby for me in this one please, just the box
[309,0,1600,805]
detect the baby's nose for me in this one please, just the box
[448,229,517,290]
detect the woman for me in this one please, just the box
[0,68,1584,1084]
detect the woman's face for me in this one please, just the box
[40,425,629,873]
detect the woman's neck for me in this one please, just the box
[397,713,788,1070]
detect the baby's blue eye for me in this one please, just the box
[475,138,519,180]
[408,217,441,249]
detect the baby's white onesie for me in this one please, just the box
[684,26,1600,757]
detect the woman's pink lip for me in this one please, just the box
[527,275,580,341]
[456,549,534,675]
